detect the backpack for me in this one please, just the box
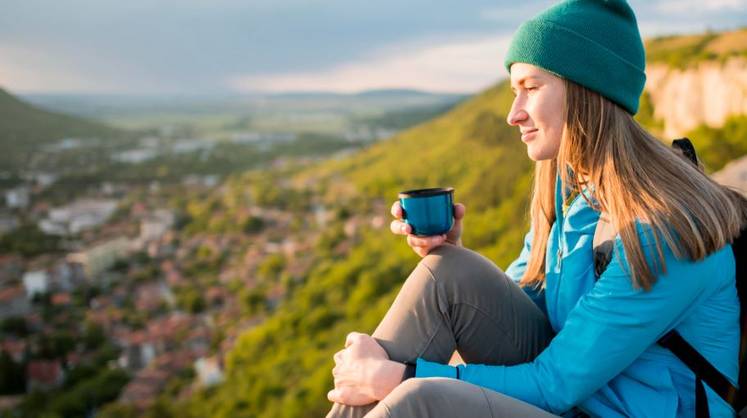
[592,138,747,418]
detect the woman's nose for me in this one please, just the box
[506,105,528,126]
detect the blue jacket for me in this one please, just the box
[415,178,739,417]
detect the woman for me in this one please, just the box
[325,1,746,417]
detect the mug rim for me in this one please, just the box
[398,187,454,199]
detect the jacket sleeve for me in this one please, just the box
[416,227,728,414]
[504,228,533,284]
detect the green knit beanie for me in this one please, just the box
[504,0,646,115]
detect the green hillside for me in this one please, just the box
[0,87,120,169]
[645,27,747,69]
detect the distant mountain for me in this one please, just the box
[0,87,124,171]
[353,88,462,98]
[21,89,468,131]
[260,88,464,100]
[1,87,118,144]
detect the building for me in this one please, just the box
[118,342,157,372]
[0,255,22,287]
[194,356,224,387]
[40,199,118,235]
[48,260,82,292]
[118,368,168,410]
[138,209,174,245]
[0,287,30,319]
[0,213,18,234]
[50,292,71,306]
[67,237,130,279]
[4,187,30,209]
[22,271,49,299]
[32,172,57,188]
[26,360,64,391]
[1,339,27,363]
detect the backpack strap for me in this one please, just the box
[592,212,615,278]
[672,137,699,166]
[658,330,738,413]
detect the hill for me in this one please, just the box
[645,27,747,69]
[0,87,121,170]
[0,87,119,144]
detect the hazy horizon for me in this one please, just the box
[2,0,746,96]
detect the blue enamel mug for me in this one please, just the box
[398,187,455,236]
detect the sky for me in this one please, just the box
[1,0,745,95]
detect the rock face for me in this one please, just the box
[645,57,747,138]
[713,154,747,196]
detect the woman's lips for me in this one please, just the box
[521,129,538,141]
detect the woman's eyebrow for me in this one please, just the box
[510,76,540,91]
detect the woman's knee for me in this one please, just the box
[419,244,512,297]
[381,378,452,411]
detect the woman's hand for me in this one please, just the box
[327,332,406,405]
[390,201,466,257]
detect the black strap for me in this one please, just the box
[672,137,699,166]
[658,330,738,410]
[696,377,710,418]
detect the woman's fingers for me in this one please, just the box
[345,332,366,348]
[390,201,402,218]
[390,201,410,236]
[407,234,446,250]
[333,349,344,364]
[407,234,447,258]
[454,203,466,220]
[389,220,410,235]
[327,388,343,403]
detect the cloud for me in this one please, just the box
[0,42,170,94]
[1,1,745,94]
[229,32,513,94]
[654,0,747,14]
[0,44,109,93]
[479,1,554,24]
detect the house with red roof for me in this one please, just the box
[26,360,64,391]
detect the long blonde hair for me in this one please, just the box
[520,79,747,290]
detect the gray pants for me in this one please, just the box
[325,244,558,418]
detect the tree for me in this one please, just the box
[0,351,24,394]
[0,316,28,337]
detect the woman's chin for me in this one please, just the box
[527,150,555,162]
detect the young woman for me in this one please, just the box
[325,1,746,417]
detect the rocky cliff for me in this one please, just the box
[643,27,747,138]
[646,57,747,138]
